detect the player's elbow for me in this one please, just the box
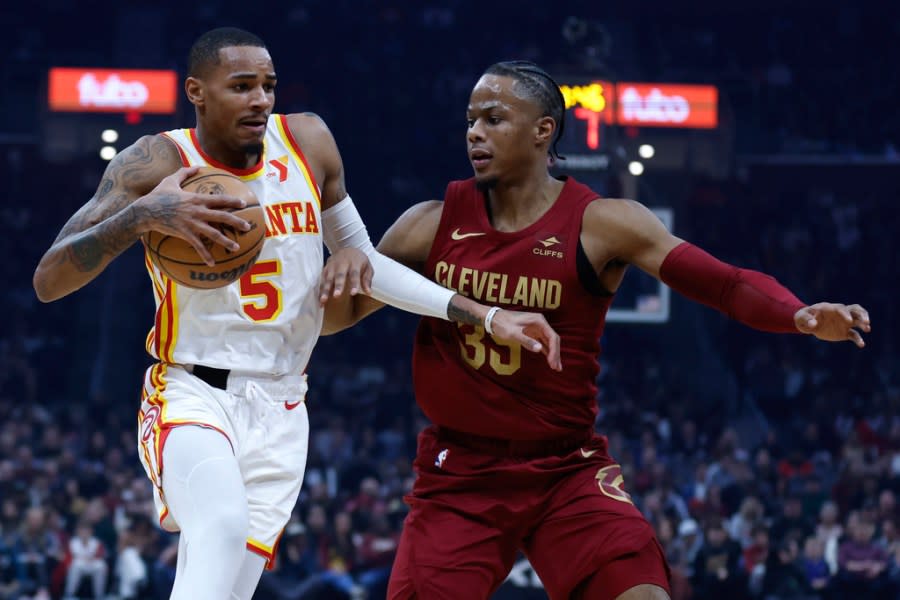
[33,271,54,303]
[320,312,360,336]
[320,296,360,336]
[33,264,63,303]
[319,320,350,336]
[320,295,384,335]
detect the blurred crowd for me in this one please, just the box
[2,159,896,600]
[2,2,898,599]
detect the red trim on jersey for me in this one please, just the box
[154,425,173,481]
[153,289,165,357]
[188,128,264,176]
[154,422,233,484]
[161,280,176,361]
[269,531,283,569]
[246,541,277,570]
[660,242,805,333]
[278,114,320,194]
[160,132,190,166]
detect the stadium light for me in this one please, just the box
[628,161,644,176]
[100,146,117,161]
[639,143,655,159]
[102,129,119,143]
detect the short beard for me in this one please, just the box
[242,143,264,160]
[475,176,498,192]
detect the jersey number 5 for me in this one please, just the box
[457,324,521,376]
[240,259,283,322]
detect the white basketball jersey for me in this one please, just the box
[145,114,323,376]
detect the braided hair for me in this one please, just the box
[483,61,566,162]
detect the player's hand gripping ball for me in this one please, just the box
[143,167,266,289]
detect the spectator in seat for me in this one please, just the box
[761,537,815,600]
[0,535,21,600]
[692,519,745,598]
[745,524,771,596]
[836,518,893,598]
[801,535,831,595]
[772,494,814,543]
[114,526,147,600]
[12,506,61,600]
[63,521,107,600]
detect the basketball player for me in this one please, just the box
[31,32,561,600]
[335,61,872,600]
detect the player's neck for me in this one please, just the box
[486,172,564,232]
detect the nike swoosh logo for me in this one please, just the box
[580,448,598,458]
[450,228,486,240]
[284,400,303,411]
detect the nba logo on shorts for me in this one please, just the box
[435,448,449,469]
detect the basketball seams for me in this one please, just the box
[145,241,262,287]
[180,172,243,187]
[144,205,264,266]
[152,234,264,267]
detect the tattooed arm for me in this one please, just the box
[33,135,249,302]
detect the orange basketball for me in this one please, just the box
[143,167,266,289]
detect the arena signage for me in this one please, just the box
[617,83,717,128]
[48,68,178,114]
[560,81,718,149]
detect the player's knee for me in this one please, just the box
[613,584,670,600]
[575,576,670,600]
[200,501,249,548]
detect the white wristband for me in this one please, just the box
[484,306,502,335]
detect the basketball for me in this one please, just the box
[143,167,266,289]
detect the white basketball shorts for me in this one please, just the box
[137,362,309,568]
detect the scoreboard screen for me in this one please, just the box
[557,80,718,156]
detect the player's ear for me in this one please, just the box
[185,77,205,108]
[535,116,555,147]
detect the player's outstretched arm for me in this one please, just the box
[292,113,561,369]
[319,247,373,335]
[33,136,249,303]
[322,201,562,369]
[583,198,871,347]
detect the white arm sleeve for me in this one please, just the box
[321,195,454,320]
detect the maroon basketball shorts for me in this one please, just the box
[387,426,671,600]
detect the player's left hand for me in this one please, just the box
[490,310,563,371]
[320,248,373,304]
[794,302,871,348]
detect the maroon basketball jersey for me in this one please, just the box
[413,177,613,440]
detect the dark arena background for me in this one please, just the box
[2,2,898,599]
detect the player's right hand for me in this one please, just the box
[794,302,871,348]
[134,166,251,266]
[490,310,562,371]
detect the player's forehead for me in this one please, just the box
[212,46,276,79]
[467,74,532,114]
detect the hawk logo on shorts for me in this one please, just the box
[140,406,161,443]
[595,464,633,505]
[435,448,449,469]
